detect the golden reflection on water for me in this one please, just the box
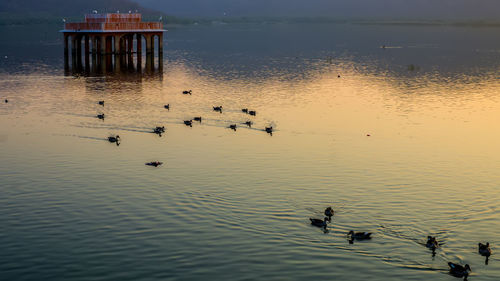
[3,60,500,183]
[7,59,500,183]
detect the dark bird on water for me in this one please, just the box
[184,120,193,127]
[194,117,202,122]
[324,207,334,219]
[265,127,273,135]
[108,135,120,145]
[348,231,372,240]
[426,236,439,251]
[242,108,248,113]
[213,106,223,113]
[4,99,7,103]
[97,114,105,120]
[244,121,252,127]
[145,161,163,167]
[229,124,237,131]
[448,262,471,279]
[153,126,165,135]
[183,90,192,95]
[249,110,256,116]
[164,104,170,110]
[310,217,328,228]
[479,242,491,257]
[98,101,104,106]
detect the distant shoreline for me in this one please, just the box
[2,13,500,28]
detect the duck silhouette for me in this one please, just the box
[145,161,163,167]
[184,120,193,127]
[183,90,192,95]
[479,242,491,264]
[265,127,273,135]
[448,262,471,279]
[108,135,120,146]
[153,126,165,135]
[479,242,491,257]
[348,231,372,240]
[426,236,439,250]
[324,207,334,220]
[98,101,104,106]
[426,236,439,256]
[310,217,328,229]
[164,104,170,110]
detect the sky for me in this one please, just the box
[136,0,500,19]
[0,0,147,16]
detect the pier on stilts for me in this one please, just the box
[61,13,166,75]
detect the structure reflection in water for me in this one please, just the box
[64,51,163,79]
[61,13,166,77]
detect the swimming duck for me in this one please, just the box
[244,121,252,127]
[184,120,193,127]
[108,135,120,145]
[183,90,192,95]
[4,99,7,103]
[479,242,491,257]
[153,126,165,134]
[98,101,104,106]
[242,108,248,113]
[194,117,202,122]
[164,104,170,110]
[249,110,256,116]
[265,127,273,134]
[426,236,439,250]
[229,124,237,131]
[310,217,328,228]
[145,161,163,167]
[213,106,223,113]
[348,231,372,240]
[448,262,471,278]
[97,114,105,120]
[324,207,334,218]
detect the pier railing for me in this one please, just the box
[85,13,142,23]
[64,22,163,31]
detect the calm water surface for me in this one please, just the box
[1,22,500,280]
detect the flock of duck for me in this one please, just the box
[98,90,274,167]
[312,206,491,280]
[5,91,489,280]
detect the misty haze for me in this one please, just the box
[138,0,500,19]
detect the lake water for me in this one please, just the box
[1,22,500,281]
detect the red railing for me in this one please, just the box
[64,22,163,31]
[85,14,142,23]
[103,22,162,30]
